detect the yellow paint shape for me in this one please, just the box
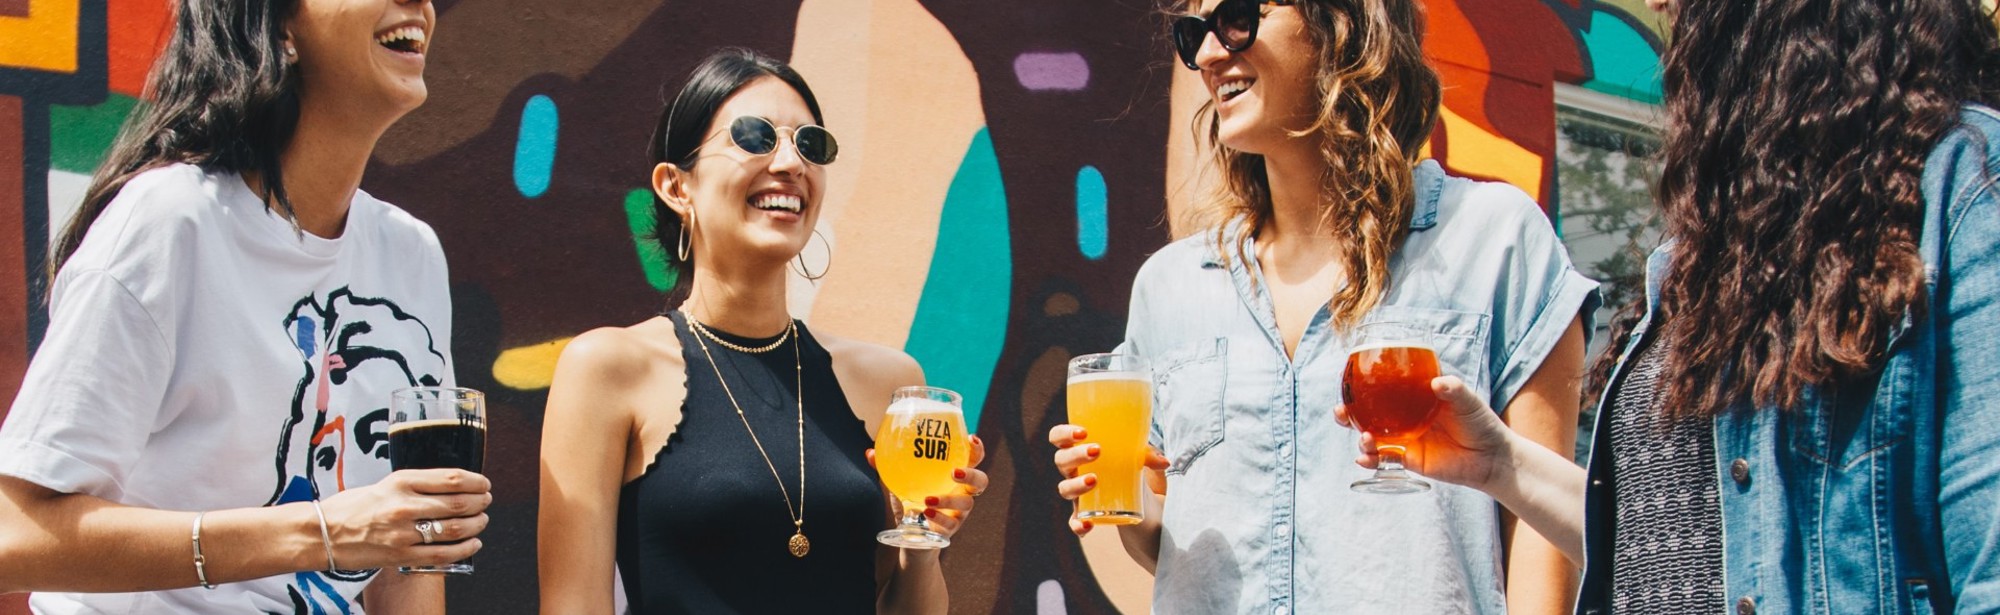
[492,337,573,391]
[1437,105,1543,199]
[0,0,81,73]
[1081,522,1154,613]
[792,0,985,349]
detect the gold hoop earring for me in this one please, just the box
[792,229,830,281]
[676,223,690,262]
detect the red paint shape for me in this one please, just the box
[0,0,28,18]
[109,0,174,96]
[0,96,26,422]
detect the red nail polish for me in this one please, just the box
[1082,520,1093,531]
[1088,444,1101,457]
[1084,475,1097,487]
[925,496,939,507]
[953,468,967,480]
[924,508,938,518]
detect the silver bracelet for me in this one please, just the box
[309,499,338,573]
[190,512,216,589]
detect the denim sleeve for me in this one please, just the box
[1939,162,2000,612]
[1489,201,1602,414]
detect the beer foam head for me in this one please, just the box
[389,417,487,433]
[1347,340,1436,354]
[886,397,960,415]
[1068,371,1150,384]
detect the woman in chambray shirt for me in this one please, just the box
[1049,0,1599,613]
[1339,1,2000,613]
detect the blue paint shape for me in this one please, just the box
[904,129,1012,433]
[1013,52,1091,91]
[1076,165,1108,260]
[295,318,316,355]
[1579,12,1664,104]
[513,95,559,198]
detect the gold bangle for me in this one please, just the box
[190,512,216,589]
[309,500,338,573]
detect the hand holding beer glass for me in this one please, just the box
[874,386,970,549]
[389,386,488,573]
[1064,353,1154,525]
[1340,322,1442,494]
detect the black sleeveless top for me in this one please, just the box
[615,311,884,614]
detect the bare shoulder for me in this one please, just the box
[545,319,685,427]
[817,332,924,433]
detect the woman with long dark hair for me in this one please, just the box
[1339,0,2000,612]
[536,48,986,614]
[1050,1,1600,612]
[0,0,488,612]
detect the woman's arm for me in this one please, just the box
[360,566,444,615]
[1497,316,1586,614]
[537,330,650,615]
[0,470,488,594]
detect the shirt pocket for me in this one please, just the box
[1153,337,1228,475]
[1362,305,1492,394]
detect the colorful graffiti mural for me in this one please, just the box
[1,1,1663,613]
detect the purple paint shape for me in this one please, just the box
[0,0,26,18]
[1013,52,1090,91]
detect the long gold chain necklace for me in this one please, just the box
[687,315,810,557]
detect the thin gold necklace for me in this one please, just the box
[687,315,810,557]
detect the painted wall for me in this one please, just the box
[0,1,1664,613]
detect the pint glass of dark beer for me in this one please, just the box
[389,386,486,573]
[1341,322,1440,494]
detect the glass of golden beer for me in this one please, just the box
[874,386,970,549]
[1341,322,1441,494]
[1066,353,1154,525]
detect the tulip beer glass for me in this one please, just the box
[874,386,969,549]
[1341,322,1441,494]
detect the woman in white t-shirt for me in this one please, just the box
[0,0,488,613]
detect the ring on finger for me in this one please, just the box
[414,519,440,545]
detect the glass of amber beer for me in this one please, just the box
[389,387,487,573]
[1066,353,1153,525]
[874,386,970,549]
[1341,322,1441,494]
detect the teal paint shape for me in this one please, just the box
[514,95,559,198]
[50,94,139,174]
[1580,11,1664,104]
[1076,165,1108,260]
[623,188,677,292]
[904,129,1012,433]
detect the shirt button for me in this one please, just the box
[1736,597,1756,615]
[1274,606,1289,615]
[1731,458,1752,485]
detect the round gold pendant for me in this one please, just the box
[789,531,810,558]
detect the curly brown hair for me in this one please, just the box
[1639,0,2000,416]
[1191,0,1441,331]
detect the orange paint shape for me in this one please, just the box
[0,0,81,73]
[109,0,172,95]
[1437,105,1544,199]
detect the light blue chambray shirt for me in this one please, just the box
[1120,160,1600,615]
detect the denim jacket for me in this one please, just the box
[1578,107,2000,615]
[1122,160,1600,614]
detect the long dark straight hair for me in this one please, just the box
[1635,0,2000,416]
[48,0,302,285]
[645,47,825,308]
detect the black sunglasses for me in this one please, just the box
[729,115,839,166]
[1170,0,1296,71]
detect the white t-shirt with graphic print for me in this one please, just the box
[0,164,454,614]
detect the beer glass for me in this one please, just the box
[874,386,969,549]
[1066,353,1153,525]
[389,386,487,573]
[1341,322,1441,494]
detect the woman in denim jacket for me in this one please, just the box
[1048,1,1600,613]
[1338,1,2000,613]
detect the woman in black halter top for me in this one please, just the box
[537,49,989,614]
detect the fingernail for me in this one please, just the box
[925,496,940,507]
[1087,444,1101,457]
[1081,520,1093,531]
[953,468,966,480]
[1074,428,1087,440]
[925,508,938,518]
[1084,474,1097,487]
[972,435,983,447]
[1067,468,1078,479]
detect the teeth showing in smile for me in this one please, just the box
[376,26,427,55]
[752,193,803,213]
[1217,80,1250,100]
